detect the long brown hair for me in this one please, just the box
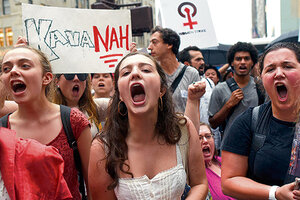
[52,75,99,127]
[96,52,186,189]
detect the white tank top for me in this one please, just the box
[114,144,186,200]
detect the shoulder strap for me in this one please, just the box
[255,82,265,105]
[251,102,272,152]
[226,77,240,92]
[0,113,12,128]
[251,106,259,133]
[220,78,240,136]
[205,78,213,88]
[60,105,75,148]
[60,105,86,200]
[178,123,189,184]
[170,65,187,93]
[0,114,9,128]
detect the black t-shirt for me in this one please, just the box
[222,103,296,186]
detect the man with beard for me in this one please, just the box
[177,46,206,77]
[208,42,260,145]
[178,46,215,124]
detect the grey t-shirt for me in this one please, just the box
[166,63,200,113]
[208,76,259,142]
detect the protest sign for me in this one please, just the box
[22,4,131,73]
[156,0,218,50]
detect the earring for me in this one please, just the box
[118,101,127,116]
[158,96,163,111]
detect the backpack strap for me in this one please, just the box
[178,123,189,184]
[251,102,272,152]
[0,114,9,128]
[170,65,187,93]
[226,77,240,92]
[60,105,86,200]
[205,77,213,89]
[219,78,240,137]
[251,106,259,134]
[255,82,265,105]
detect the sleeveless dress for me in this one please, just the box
[114,144,186,200]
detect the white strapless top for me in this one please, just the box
[114,144,187,200]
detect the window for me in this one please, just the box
[3,0,11,15]
[5,27,13,46]
[0,29,4,47]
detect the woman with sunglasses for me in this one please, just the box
[199,122,235,200]
[54,73,110,137]
[0,45,92,199]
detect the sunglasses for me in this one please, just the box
[63,74,88,81]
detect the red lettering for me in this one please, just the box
[119,25,129,50]
[93,25,109,52]
[109,27,120,50]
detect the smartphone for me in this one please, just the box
[294,177,300,190]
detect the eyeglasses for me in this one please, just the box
[63,74,88,81]
[199,134,214,141]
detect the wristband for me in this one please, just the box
[269,185,279,200]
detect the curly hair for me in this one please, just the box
[52,75,99,127]
[227,42,258,68]
[151,26,181,55]
[96,52,186,190]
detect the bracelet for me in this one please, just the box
[269,185,279,200]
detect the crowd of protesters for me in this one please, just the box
[0,25,300,200]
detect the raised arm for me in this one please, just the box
[218,63,230,77]
[184,81,206,132]
[185,118,208,199]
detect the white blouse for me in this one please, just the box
[114,144,186,200]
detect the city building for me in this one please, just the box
[0,0,299,57]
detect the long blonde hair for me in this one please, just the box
[52,75,99,127]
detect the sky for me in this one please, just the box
[207,0,281,45]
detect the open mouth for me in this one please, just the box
[202,146,211,157]
[276,84,288,100]
[202,146,210,154]
[72,85,79,94]
[130,83,145,103]
[12,81,26,93]
[98,83,105,88]
[239,66,247,71]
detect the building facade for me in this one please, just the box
[0,0,89,56]
[1,0,299,57]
